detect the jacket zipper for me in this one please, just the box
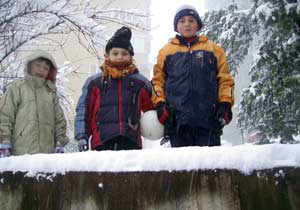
[34,86,41,151]
[187,42,192,54]
[188,42,193,95]
[118,80,124,134]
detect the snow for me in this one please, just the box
[285,2,298,13]
[249,82,257,95]
[287,33,300,45]
[0,144,299,177]
[255,2,275,20]
[98,183,104,188]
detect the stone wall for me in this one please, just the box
[0,167,299,210]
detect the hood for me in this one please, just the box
[25,49,58,81]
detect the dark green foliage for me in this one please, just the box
[202,3,257,75]
[204,0,300,143]
[238,0,300,142]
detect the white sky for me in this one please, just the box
[149,0,205,63]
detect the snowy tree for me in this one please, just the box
[202,3,257,75]
[55,62,78,151]
[0,0,148,68]
[204,0,300,143]
[0,56,23,95]
[238,0,300,143]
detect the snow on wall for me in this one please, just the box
[1,144,300,177]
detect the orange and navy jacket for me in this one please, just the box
[75,69,154,149]
[151,35,234,129]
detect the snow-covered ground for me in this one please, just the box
[0,143,299,177]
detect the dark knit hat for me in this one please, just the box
[105,26,134,56]
[173,5,203,32]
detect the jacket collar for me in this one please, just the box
[25,74,55,91]
[170,35,208,46]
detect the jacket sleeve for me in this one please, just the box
[151,47,167,106]
[74,76,95,141]
[215,45,235,106]
[140,83,154,113]
[53,93,68,147]
[0,83,20,145]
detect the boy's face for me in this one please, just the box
[30,60,50,79]
[177,16,198,38]
[106,48,131,63]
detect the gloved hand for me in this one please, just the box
[156,102,173,126]
[0,144,12,158]
[215,102,233,128]
[55,147,65,153]
[78,139,89,152]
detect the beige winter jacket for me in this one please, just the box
[0,50,68,155]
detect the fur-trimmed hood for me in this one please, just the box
[25,49,58,81]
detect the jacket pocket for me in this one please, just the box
[12,122,32,151]
[14,121,29,139]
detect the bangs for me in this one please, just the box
[32,57,54,70]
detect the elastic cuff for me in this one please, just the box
[78,139,88,144]
[0,143,12,149]
[158,109,169,124]
[219,97,233,106]
[154,99,166,108]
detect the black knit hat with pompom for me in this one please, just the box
[105,26,134,56]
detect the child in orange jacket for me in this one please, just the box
[151,5,235,147]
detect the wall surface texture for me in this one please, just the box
[0,168,299,210]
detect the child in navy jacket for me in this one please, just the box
[75,27,154,151]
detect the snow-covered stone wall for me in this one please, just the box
[0,144,300,210]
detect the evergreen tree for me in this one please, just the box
[238,0,300,143]
[204,0,300,143]
[203,3,257,75]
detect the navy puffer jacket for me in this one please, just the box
[75,69,153,149]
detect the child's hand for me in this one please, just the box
[0,144,12,158]
[156,102,173,126]
[78,139,89,152]
[55,147,65,153]
[215,102,232,127]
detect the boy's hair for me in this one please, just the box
[173,5,203,32]
[27,57,55,80]
[105,26,134,56]
[27,57,54,74]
